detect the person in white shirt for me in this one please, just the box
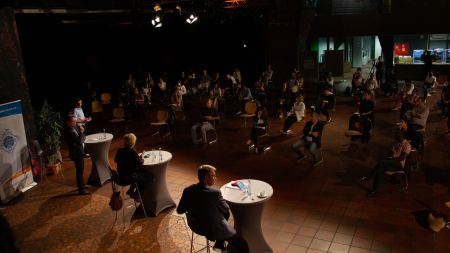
[73,98,92,126]
[364,73,378,96]
[281,95,305,134]
[233,68,242,84]
[424,71,437,97]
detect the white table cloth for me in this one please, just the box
[85,133,113,186]
[141,150,176,216]
[221,179,273,253]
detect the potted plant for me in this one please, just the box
[36,101,63,175]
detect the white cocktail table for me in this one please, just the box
[85,133,113,186]
[221,179,273,253]
[141,150,176,216]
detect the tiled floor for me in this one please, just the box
[2,84,450,253]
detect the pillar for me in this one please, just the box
[0,8,36,140]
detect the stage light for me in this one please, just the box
[151,16,162,28]
[186,14,198,24]
[154,4,162,12]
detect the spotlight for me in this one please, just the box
[186,14,198,24]
[151,16,162,28]
[154,4,162,12]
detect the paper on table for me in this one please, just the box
[225,181,248,190]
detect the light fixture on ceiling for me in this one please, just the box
[186,14,198,24]
[154,4,162,12]
[151,16,162,28]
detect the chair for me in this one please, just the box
[186,213,212,253]
[240,101,257,128]
[109,168,148,222]
[206,121,218,145]
[150,110,171,137]
[101,93,112,104]
[91,101,103,113]
[385,170,408,191]
[109,107,125,123]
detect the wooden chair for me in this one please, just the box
[385,170,408,191]
[101,93,112,105]
[240,100,257,128]
[109,108,125,123]
[91,101,103,113]
[150,110,171,137]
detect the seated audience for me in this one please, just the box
[276,82,290,118]
[246,107,268,154]
[404,96,429,153]
[291,109,325,166]
[361,130,411,197]
[351,67,363,96]
[317,86,335,123]
[423,71,436,97]
[281,95,305,134]
[191,98,220,146]
[393,80,415,110]
[346,91,375,143]
[177,165,249,253]
[364,73,378,96]
[235,83,253,115]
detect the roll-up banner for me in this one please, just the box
[0,100,36,203]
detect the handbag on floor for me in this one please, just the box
[109,181,123,211]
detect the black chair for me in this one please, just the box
[109,168,148,219]
[186,213,213,253]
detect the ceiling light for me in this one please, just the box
[186,14,198,24]
[151,16,162,28]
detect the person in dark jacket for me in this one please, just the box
[177,165,249,253]
[317,86,335,123]
[114,133,153,196]
[246,107,268,154]
[65,116,90,195]
[291,110,325,166]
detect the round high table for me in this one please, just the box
[141,150,176,216]
[85,133,113,186]
[220,179,273,253]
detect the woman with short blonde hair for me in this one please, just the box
[115,132,153,198]
[123,133,137,148]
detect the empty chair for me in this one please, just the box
[110,107,125,123]
[91,101,103,113]
[240,100,257,128]
[150,110,171,137]
[101,93,112,104]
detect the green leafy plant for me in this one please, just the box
[36,101,62,165]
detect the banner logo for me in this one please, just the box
[1,129,18,153]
